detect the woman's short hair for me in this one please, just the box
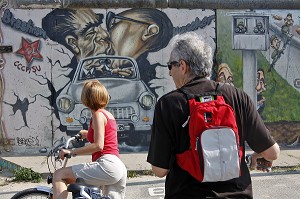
[81,80,109,111]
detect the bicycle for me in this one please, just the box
[11,134,110,199]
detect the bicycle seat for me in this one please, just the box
[67,178,100,194]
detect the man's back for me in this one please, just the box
[147,32,279,199]
[148,78,275,198]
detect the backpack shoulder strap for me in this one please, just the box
[177,88,191,128]
[179,82,224,127]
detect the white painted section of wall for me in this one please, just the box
[2,9,54,153]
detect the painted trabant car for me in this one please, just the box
[56,55,156,145]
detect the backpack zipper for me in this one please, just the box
[182,116,190,127]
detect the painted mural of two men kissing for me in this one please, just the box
[41,8,174,144]
[42,8,173,83]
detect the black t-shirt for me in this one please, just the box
[147,78,276,199]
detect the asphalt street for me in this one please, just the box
[1,171,300,199]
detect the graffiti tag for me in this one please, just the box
[16,136,40,146]
[14,61,41,73]
[173,15,216,35]
[1,9,47,39]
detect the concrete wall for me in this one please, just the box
[0,0,299,154]
[0,5,216,153]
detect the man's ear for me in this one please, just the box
[180,60,189,74]
[142,24,159,41]
[65,35,79,54]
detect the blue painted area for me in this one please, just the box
[0,158,21,172]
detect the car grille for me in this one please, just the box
[107,107,135,119]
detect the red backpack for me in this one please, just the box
[176,84,243,182]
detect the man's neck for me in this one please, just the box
[183,75,198,85]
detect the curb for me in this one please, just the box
[0,156,153,179]
[1,148,300,179]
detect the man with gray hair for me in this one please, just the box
[147,32,280,198]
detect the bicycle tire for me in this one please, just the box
[11,188,52,199]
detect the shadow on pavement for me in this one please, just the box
[127,179,165,186]
[251,170,300,177]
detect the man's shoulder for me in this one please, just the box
[158,89,185,102]
[219,83,246,99]
[182,78,218,93]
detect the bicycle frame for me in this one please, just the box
[46,136,77,184]
[24,136,78,198]
[12,134,110,199]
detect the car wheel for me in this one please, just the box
[126,132,142,146]
[126,131,151,146]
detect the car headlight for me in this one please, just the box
[139,92,156,110]
[56,95,75,113]
[79,108,91,124]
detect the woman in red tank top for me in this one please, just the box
[52,80,127,199]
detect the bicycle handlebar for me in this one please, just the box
[49,134,83,169]
[64,137,76,149]
[64,133,82,149]
[61,134,83,167]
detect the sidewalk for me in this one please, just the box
[1,148,300,176]
[0,152,152,176]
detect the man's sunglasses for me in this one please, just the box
[167,61,179,70]
[106,11,152,32]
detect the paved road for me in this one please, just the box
[1,171,300,199]
[252,171,300,199]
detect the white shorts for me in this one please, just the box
[71,154,127,199]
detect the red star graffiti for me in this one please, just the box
[16,38,43,64]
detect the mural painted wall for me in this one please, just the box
[2,6,298,154]
[217,10,300,145]
[0,7,216,153]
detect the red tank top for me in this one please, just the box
[86,109,119,161]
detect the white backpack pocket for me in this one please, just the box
[198,128,240,182]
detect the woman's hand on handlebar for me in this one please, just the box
[79,130,88,139]
[59,148,71,160]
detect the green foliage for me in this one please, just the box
[127,170,154,178]
[272,165,300,173]
[13,167,42,183]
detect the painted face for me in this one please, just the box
[285,16,293,26]
[217,64,234,86]
[106,11,151,59]
[271,37,281,50]
[71,10,113,62]
[256,70,266,92]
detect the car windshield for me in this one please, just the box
[78,57,137,81]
